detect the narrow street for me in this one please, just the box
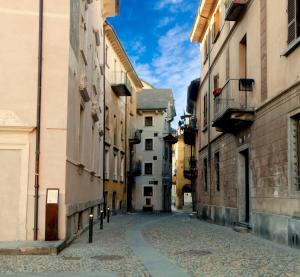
[0,212,299,277]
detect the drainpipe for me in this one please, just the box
[34,0,44,241]
[102,22,107,217]
[124,94,128,211]
[208,38,212,203]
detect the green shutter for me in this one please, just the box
[288,0,297,44]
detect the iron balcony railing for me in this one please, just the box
[107,70,133,96]
[214,78,255,121]
[129,129,142,144]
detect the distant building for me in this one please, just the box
[173,128,194,209]
[190,0,300,247]
[133,89,176,212]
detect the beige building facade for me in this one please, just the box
[190,0,300,247]
[0,0,119,242]
[103,23,143,213]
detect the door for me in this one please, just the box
[240,149,250,223]
[112,191,116,212]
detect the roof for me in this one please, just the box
[190,0,218,43]
[104,22,143,89]
[137,89,176,119]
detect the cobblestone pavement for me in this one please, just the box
[0,214,149,276]
[0,212,300,276]
[143,212,300,277]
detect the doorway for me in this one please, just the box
[239,149,250,223]
[112,191,116,212]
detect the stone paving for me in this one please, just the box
[143,213,300,277]
[0,212,300,276]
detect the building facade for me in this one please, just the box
[190,0,300,247]
[103,23,143,214]
[0,0,118,242]
[173,128,193,209]
[133,89,176,212]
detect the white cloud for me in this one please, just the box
[134,24,200,126]
[130,39,146,55]
[157,17,175,29]
[154,0,184,10]
[154,0,194,14]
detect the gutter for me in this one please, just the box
[102,22,107,217]
[34,0,44,240]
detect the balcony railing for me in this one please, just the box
[225,0,248,21]
[182,116,197,145]
[213,78,255,132]
[108,70,133,96]
[184,156,197,180]
[129,129,142,145]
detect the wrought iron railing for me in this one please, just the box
[107,70,133,94]
[214,78,255,120]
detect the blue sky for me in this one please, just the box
[109,0,200,126]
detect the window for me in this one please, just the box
[290,115,300,192]
[113,115,117,145]
[121,121,124,141]
[145,116,153,126]
[79,106,84,162]
[113,153,118,181]
[213,9,221,42]
[105,149,109,180]
[105,45,109,67]
[214,152,220,192]
[154,132,158,137]
[203,93,208,129]
[144,163,153,175]
[214,74,219,90]
[144,186,153,196]
[120,156,124,182]
[203,158,208,192]
[153,156,157,160]
[105,106,110,129]
[145,139,153,151]
[239,35,247,78]
[204,38,208,62]
[288,0,300,44]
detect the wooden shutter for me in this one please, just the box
[288,0,297,44]
[297,119,300,190]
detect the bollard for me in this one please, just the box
[107,207,110,223]
[89,214,93,243]
[103,202,107,219]
[100,210,103,230]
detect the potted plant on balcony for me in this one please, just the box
[213,87,222,97]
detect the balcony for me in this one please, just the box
[128,160,142,177]
[129,129,142,145]
[213,78,255,133]
[184,156,197,180]
[183,116,197,145]
[225,0,248,21]
[111,71,132,97]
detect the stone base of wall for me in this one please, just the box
[197,204,238,226]
[252,211,300,249]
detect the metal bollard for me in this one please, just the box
[89,214,93,243]
[103,203,107,219]
[100,210,103,230]
[107,208,110,223]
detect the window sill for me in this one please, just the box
[282,37,300,57]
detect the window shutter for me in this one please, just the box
[288,0,297,44]
[297,119,300,190]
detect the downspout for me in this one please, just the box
[124,94,128,211]
[208,37,212,203]
[102,22,107,217]
[34,0,44,241]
